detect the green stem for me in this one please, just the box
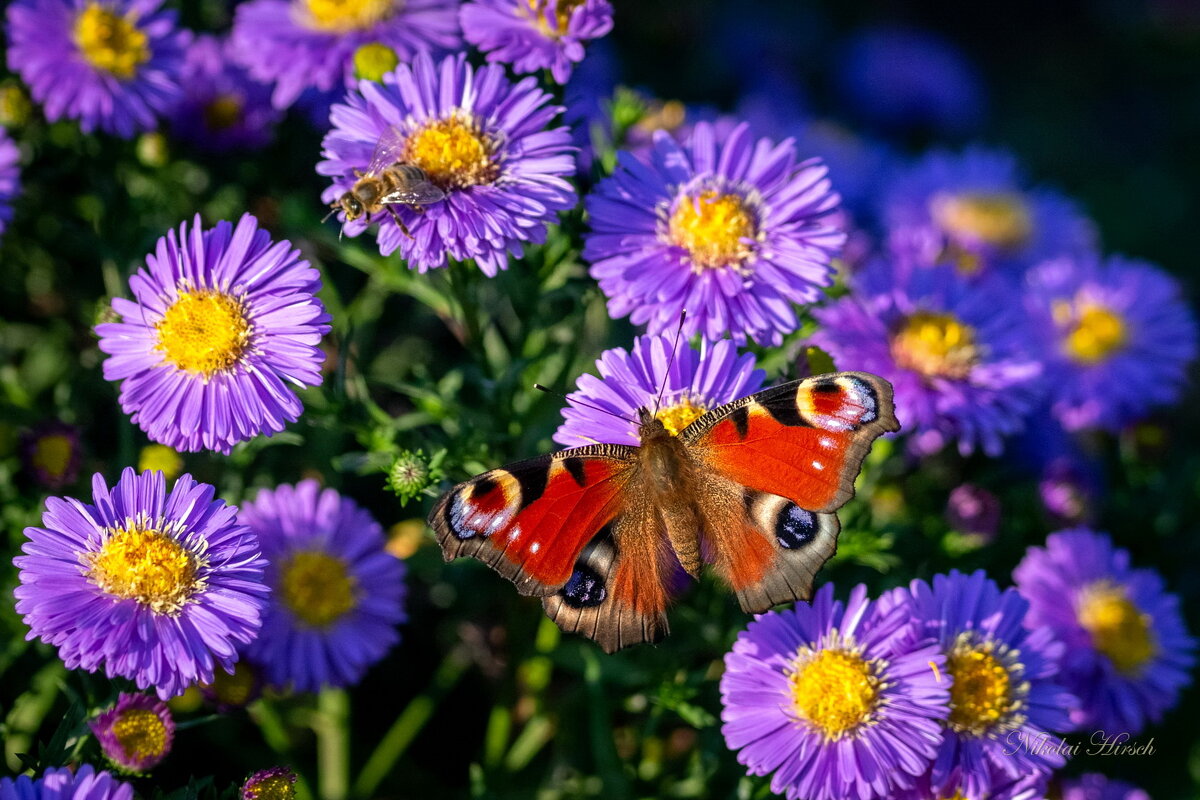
[316,688,351,800]
[583,648,631,799]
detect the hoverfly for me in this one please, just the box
[327,126,445,238]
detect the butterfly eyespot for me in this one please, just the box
[445,471,522,541]
[775,504,817,549]
[561,564,607,608]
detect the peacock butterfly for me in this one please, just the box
[428,371,899,653]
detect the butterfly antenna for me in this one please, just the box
[651,310,688,417]
[533,384,639,427]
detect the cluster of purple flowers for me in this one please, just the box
[15,468,407,714]
[721,536,1193,800]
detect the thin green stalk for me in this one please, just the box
[351,646,471,799]
[316,688,351,800]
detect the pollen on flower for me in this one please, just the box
[242,768,298,800]
[789,646,880,739]
[111,707,170,763]
[87,523,202,613]
[945,636,1020,737]
[403,115,500,190]
[655,398,707,436]
[668,189,758,272]
[890,311,980,380]
[203,95,244,132]
[155,289,252,377]
[1055,299,1129,365]
[278,550,358,628]
[526,0,586,38]
[300,0,396,33]
[73,3,150,80]
[138,444,184,480]
[31,434,74,483]
[1077,581,1157,674]
[930,191,1033,250]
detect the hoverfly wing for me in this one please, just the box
[382,182,446,205]
[365,126,408,177]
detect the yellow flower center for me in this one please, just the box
[1054,299,1128,365]
[31,434,73,481]
[1077,581,1156,675]
[946,640,1017,737]
[789,647,880,739]
[930,192,1033,250]
[526,0,585,37]
[301,0,397,32]
[668,190,758,271]
[74,3,150,80]
[138,444,184,480]
[891,311,980,380]
[655,398,707,437]
[88,524,201,613]
[278,550,358,628]
[112,707,169,761]
[352,42,399,81]
[207,661,256,706]
[203,95,243,132]
[246,774,296,800]
[636,99,687,135]
[155,289,252,377]
[403,115,500,190]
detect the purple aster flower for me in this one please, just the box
[1014,529,1196,735]
[585,121,845,345]
[812,259,1044,456]
[230,0,460,110]
[0,128,19,235]
[944,483,1000,541]
[14,468,269,699]
[242,768,297,800]
[892,769,1048,800]
[879,147,1095,276]
[95,213,331,454]
[90,692,174,772]
[720,584,950,800]
[1024,254,1198,431]
[1039,455,1099,527]
[881,571,1075,800]
[19,420,83,489]
[168,35,281,153]
[0,766,134,800]
[554,334,765,447]
[201,658,260,710]
[836,25,986,137]
[318,52,577,276]
[5,0,185,138]
[241,480,406,693]
[1059,773,1150,800]
[461,0,613,84]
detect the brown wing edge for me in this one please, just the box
[427,443,636,598]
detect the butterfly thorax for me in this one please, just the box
[636,408,703,575]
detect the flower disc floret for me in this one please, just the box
[1014,529,1194,734]
[90,692,175,772]
[231,0,460,109]
[720,584,950,800]
[890,311,980,380]
[585,121,845,345]
[555,335,765,447]
[243,480,406,692]
[96,214,331,454]
[5,0,186,137]
[1025,255,1197,431]
[319,53,577,276]
[15,469,268,698]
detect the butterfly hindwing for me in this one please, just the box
[429,445,635,597]
[542,503,676,653]
[682,371,898,513]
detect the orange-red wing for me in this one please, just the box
[682,372,899,513]
[429,444,636,597]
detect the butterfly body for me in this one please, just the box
[430,372,899,653]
